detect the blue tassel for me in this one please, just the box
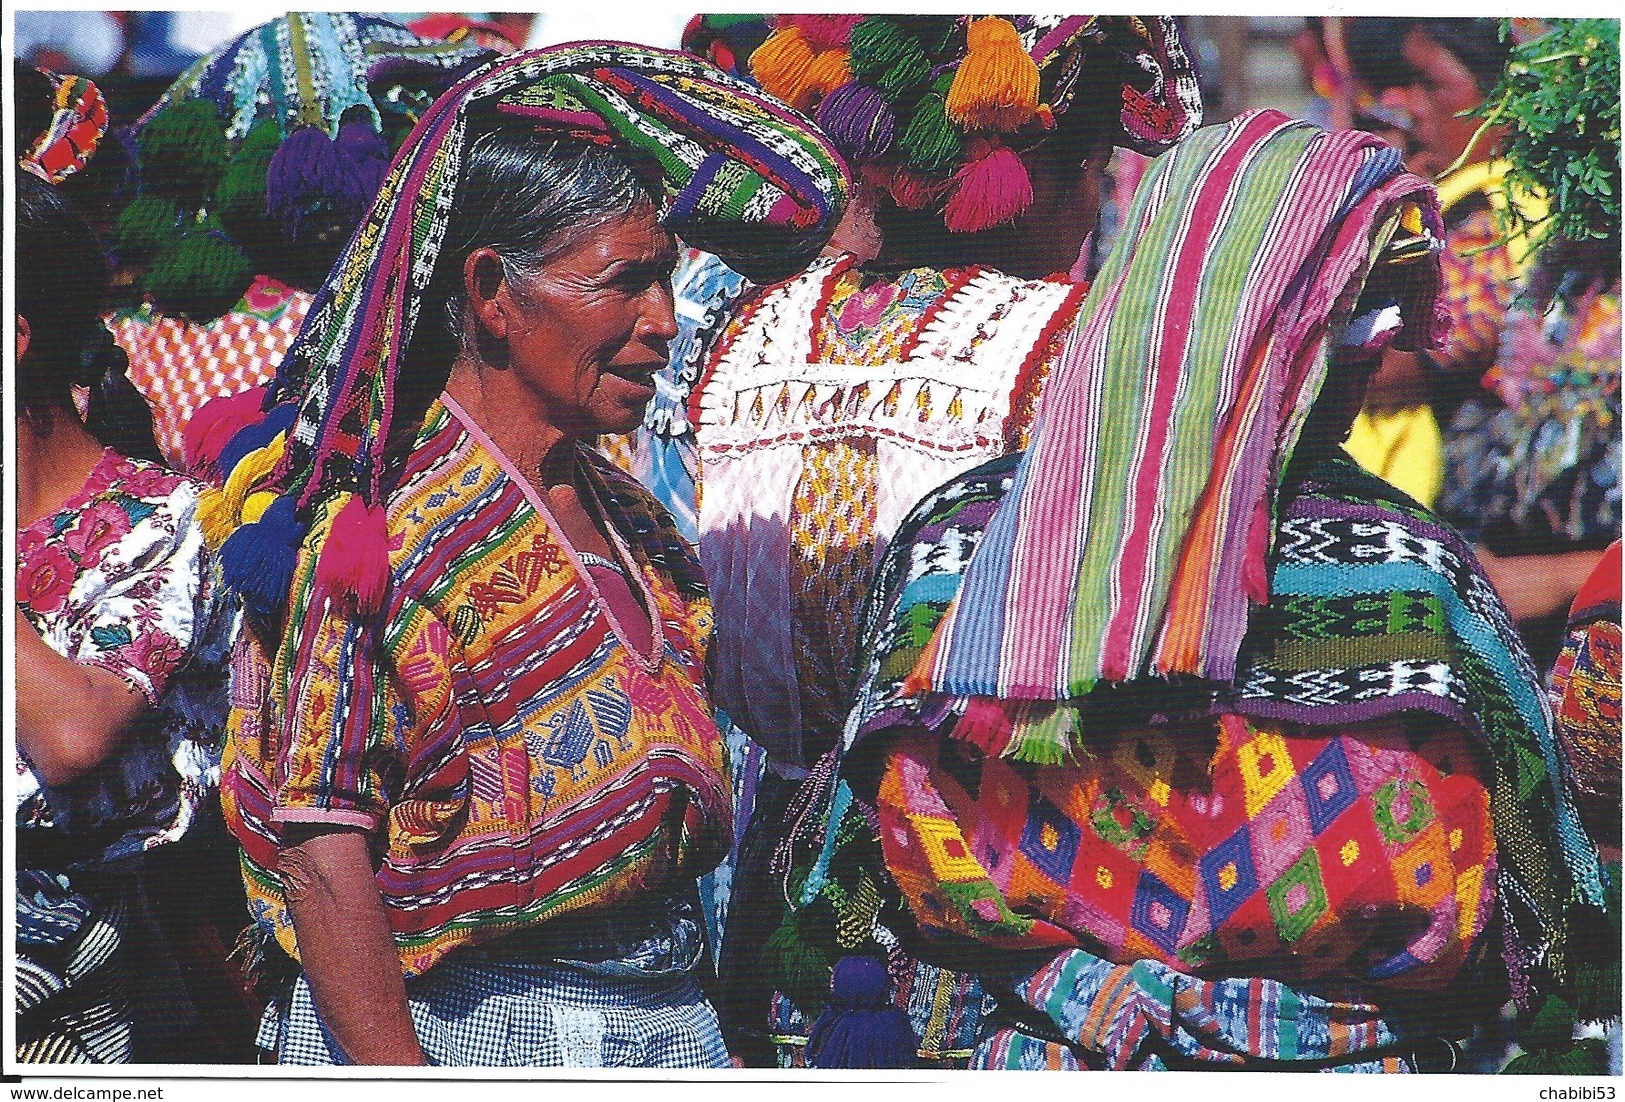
[805,955,918,1069]
[218,402,298,478]
[219,494,306,618]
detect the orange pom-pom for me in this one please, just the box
[944,17,1039,132]
[802,48,853,107]
[751,26,818,109]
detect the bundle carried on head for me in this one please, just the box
[199,42,849,625]
[739,15,1201,232]
[16,63,109,185]
[111,13,492,322]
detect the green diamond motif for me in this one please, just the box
[1265,849,1327,944]
[1373,779,1435,845]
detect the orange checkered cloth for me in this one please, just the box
[107,276,311,468]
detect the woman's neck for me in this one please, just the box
[442,357,578,489]
[17,403,110,529]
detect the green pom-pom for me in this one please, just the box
[139,99,230,203]
[897,15,959,57]
[760,909,832,1011]
[213,119,282,229]
[898,91,961,173]
[145,213,253,322]
[112,195,183,256]
[850,17,931,103]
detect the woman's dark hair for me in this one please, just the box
[383,127,660,476]
[16,170,162,462]
[1343,18,1413,94]
[1411,19,1512,95]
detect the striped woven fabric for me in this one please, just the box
[917,110,1447,702]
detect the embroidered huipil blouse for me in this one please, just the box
[16,451,230,865]
[224,398,732,977]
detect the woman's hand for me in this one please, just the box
[280,826,429,1065]
[14,607,147,787]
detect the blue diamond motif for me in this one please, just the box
[1198,828,1259,928]
[1130,870,1190,955]
[1018,793,1080,883]
[1300,740,1358,835]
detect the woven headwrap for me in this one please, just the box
[18,68,108,185]
[113,13,492,321]
[914,110,1450,702]
[741,15,1201,232]
[216,42,848,619]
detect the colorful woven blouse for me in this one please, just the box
[692,255,1087,767]
[806,453,1599,1021]
[16,451,231,866]
[223,397,732,977]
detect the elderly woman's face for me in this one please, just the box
[499,204,679,439]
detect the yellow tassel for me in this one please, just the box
[240,490,278,526]
[751,26,818,110]
[198,435,286,549]
[196,486,235,551]
[802,48,853,108]
[944,17,1039,132]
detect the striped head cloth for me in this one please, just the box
[214,42,849,619]
[741,15,1202,231]
[18,67,108,185]
[914,109,1450,701]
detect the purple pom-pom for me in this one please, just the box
[805,956,918,1069]
[266,121,391,244]
[816,83,895,162]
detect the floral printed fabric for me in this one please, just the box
[15,450,231,865]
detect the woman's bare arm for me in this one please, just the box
[15,608,147,787]
[279,826,429,1065]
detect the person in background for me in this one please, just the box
[688,14,1201,1065]
[103,13,491,471]
[15,170,233,1063]
[779,110,1608,1072]
[204,43,847,1066]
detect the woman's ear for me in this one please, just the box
[462,248,511,343]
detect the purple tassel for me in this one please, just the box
[816,83,895,162]
[805,955,918,1069]
[266,121,390,243]
[330,118,390,225]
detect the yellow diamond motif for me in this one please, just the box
[1096,865,1114,890]
[1148,778,1171,807]
[1449,828,1463,852]
[1341,839,1360,866]
[1237,729,1297,818]
[1217,862,1238,891]
[1041,822,1060,851]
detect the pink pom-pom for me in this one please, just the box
[183,385,270,478]
[782,14,863,50]
[314,492,392,616]
[942,138,1033,233]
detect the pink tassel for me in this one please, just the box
[314,492,392,616]
[183,385,270,478]
[942,138,1033,233]
[782,14,863,50]
[949,696,1018,756]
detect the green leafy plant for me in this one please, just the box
[1471,19,1620,249]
